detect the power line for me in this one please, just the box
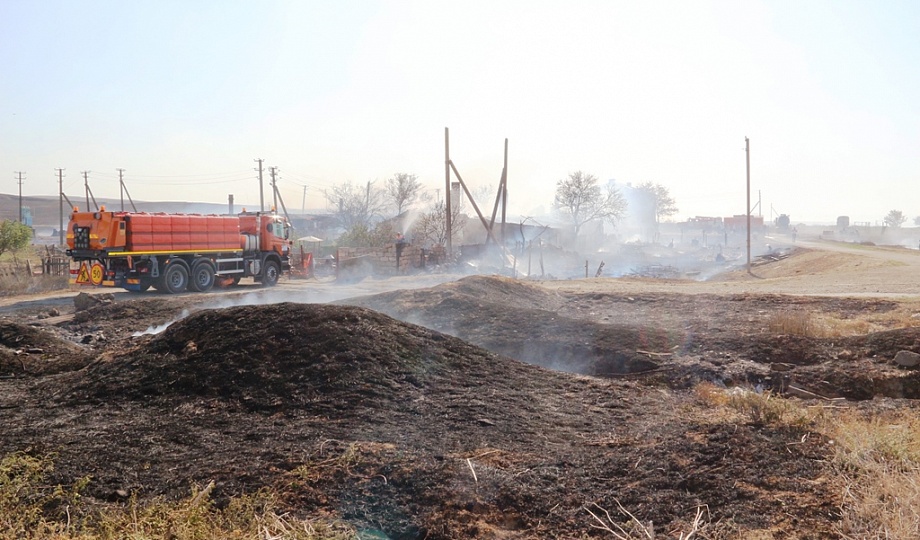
[123,177,254,186]
[124,170,252,178]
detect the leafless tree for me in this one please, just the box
[553,171,626,236]
[324,181,387,230]
[385,173,426,216]
[636,181,678,223]
[411,199,466,248]
[471,183,496,207]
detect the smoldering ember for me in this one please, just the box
[3,221,920,538]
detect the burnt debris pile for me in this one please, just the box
[58,303,561,416]
[345,275,675,376]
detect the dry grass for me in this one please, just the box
[694,382,815,427]
[766,310,813,336]
[0,452,355,540]
[0,273,70,296]
[766,309,920,338]
[0,246,71,296]
[695,383,920,537]
[822,410,920,538]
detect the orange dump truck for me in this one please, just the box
[66,207,292,293]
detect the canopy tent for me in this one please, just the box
[296,236,324,243]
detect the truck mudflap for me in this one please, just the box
[119,278,148,292]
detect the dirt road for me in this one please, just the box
[544,242,920,298]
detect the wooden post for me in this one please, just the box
[745,136,752,275]
[501,138,508,247]
[444,128,452,258]
[449,161,507,249]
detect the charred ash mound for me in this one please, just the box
[0,320,94,376]
[58,303,565,417]
[7,300,844,537]
[342,275,667,377]
[344,275,920,400]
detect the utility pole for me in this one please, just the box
[269,166,278,212]
[117,169,138,212]
[56,168,65,245]
[83,171,90,211]
[745,136,751,275]
[501,138,508,245]
[117,168,126,211]
[254,158,264,212]
[444,127,452,257]
[15,172,25,223]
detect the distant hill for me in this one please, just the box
[0,193,249,228]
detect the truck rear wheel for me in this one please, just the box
[262,260,280,287]
[188,260,215,292]
[159,262,189,294]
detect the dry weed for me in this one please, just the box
[0,452,355,540]
[766,310,812,336]
[693,382,731,408]
[821,410,920,538]
[585,501,708,539]
[765,309,917,338]
[695,383,813,427]
[0,273,70,296]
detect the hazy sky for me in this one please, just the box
[3,0,918,224]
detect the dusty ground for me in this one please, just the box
[2,241,920,538]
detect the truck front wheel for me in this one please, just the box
[262,260,280,287]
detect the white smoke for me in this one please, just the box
[131,309,191,336]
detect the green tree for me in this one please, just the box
[883,210,906,228]
[0,220,32,258]
[553,171,626,236]
[336,221,399,248]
